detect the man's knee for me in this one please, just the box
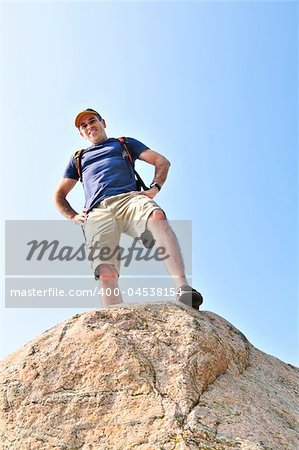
[95,264,119,281]
[146,209,170,242]
[148,208,166,221]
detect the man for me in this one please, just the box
[53,108,203,309]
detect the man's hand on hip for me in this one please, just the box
[137,187,159,199]
[71,208,88,224]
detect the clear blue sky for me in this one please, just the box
[1,1,298,365]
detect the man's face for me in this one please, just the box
[78,113,107,144]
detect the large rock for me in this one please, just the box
[0,302,298,449]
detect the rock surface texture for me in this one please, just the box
[0,302,298,450]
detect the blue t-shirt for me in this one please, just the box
[63,137,148,212]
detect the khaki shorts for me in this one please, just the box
[82,192,162,277]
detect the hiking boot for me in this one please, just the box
[177,285,203,310]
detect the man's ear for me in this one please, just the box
[101,119,107,128]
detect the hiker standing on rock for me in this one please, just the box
[53,108,203,309]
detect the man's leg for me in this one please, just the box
[147,209,188,289]
[96,263,123,307]
[146,209,203,309]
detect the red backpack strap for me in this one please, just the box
[116,137,149,191]
[117,137,133,164]
[73,149,84,182]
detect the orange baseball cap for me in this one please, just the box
[75,108,102,128]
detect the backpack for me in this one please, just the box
[73,137,149,191]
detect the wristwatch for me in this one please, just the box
[150,181,161,191]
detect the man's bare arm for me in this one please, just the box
[139,149,171,190]
[53,178,87,222]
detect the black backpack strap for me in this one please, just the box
[73,149,84,182]
[117,137,149,191]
